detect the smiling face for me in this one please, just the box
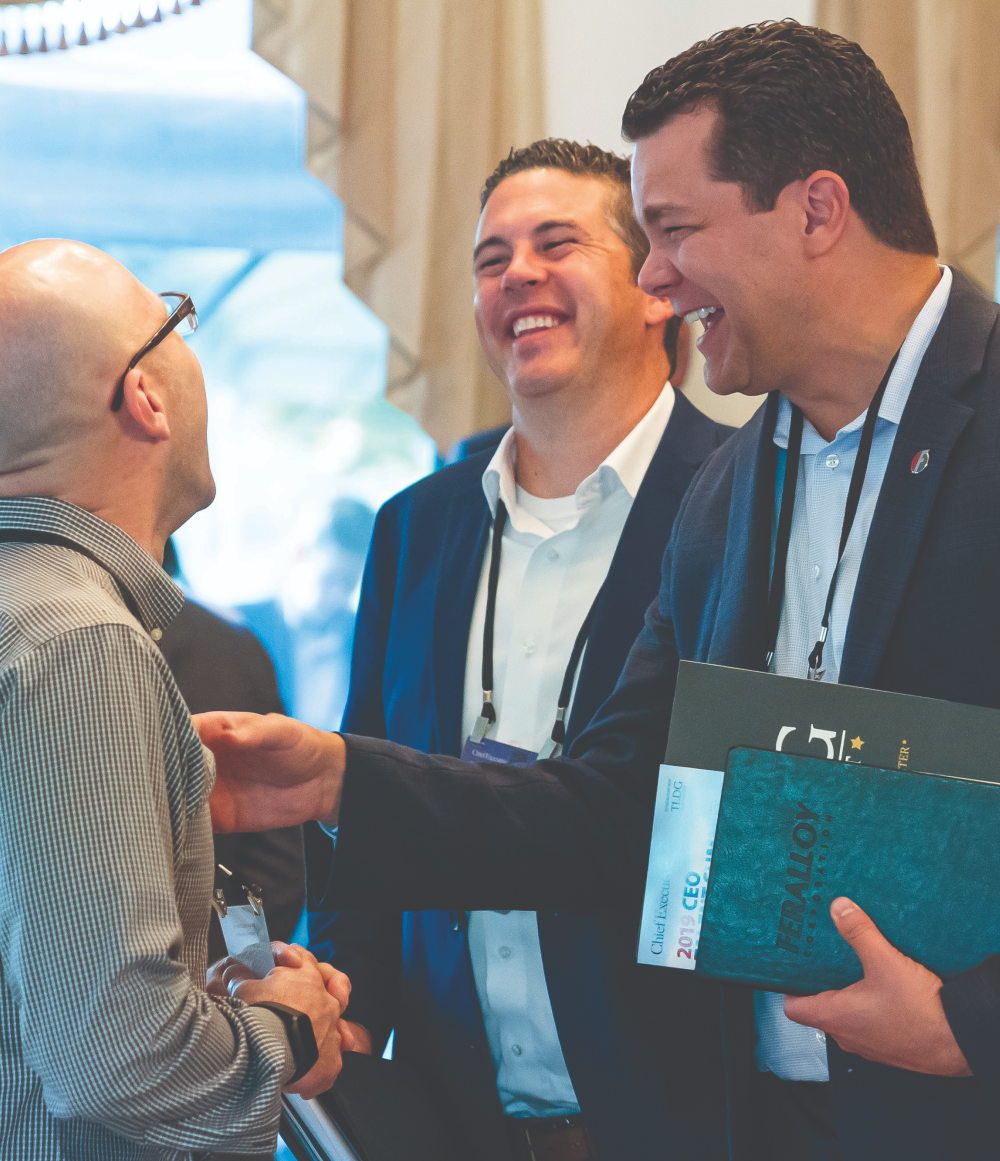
[633,105,811,398]
[473,168,660,404]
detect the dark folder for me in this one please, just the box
[280,1052,465,1161]
[638,662,1000,990]
[696,746,1000,992]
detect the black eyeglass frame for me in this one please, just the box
[110,292,198,412]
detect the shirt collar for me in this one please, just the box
[0,496,185,633]
[481,382,675,532]
[774,264,952,450]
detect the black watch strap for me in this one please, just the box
[249,1001,319,1083]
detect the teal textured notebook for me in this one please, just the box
[695,747,1000,993]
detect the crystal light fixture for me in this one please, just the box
[0,0,203,55]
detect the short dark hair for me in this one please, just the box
[480,138,650,277]
[622,21,937,255]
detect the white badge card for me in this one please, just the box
[218,903,275,978]
[637,764,724,970]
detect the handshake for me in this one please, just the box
[196,711,362,1099]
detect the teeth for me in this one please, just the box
[683,306,718,326]
[513,315,559,337]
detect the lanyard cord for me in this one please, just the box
[0,528,144,623]
[764,349,900,679]
[470,499,600,757]
[473,501,508,738]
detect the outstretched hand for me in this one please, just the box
[784,897,971,1076]
[194,711,346,833]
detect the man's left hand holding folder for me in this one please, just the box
[785,896,971,1076]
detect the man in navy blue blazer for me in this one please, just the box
[199,23,1000,1161]
[304,141,733,1161]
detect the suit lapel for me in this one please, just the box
[707,394,780,671]
[566,395,712,743]
[431,485,492,756]
[840,270,996,688]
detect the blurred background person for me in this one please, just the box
[159,537,306,964]
[239,497,376,731]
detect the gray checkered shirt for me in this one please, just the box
[0,498,292,1160]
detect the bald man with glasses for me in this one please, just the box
[0,239,351,1160]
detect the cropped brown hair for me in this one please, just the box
[621,21,937,255]
[481,138,650,277]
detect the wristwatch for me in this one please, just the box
[250,1001,319,1083]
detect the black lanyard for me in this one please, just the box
[0,528,144,623]
[764,349,900,680]
[470,500,600,758]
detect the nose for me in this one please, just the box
[639,250,682,301]
[501,241,547,291]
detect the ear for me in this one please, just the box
[796,170,851,256]
[119,367,171,442]
[642,290,674,328]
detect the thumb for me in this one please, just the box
[830,897,896,976]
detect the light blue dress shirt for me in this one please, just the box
[756,265,952,1082]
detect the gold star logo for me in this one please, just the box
[851,736,864,750]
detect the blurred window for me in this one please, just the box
[0,0,435,729]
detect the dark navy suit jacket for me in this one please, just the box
[306,392,733,1161]
[313,270,1000,1159]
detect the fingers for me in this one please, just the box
[317,963,352,1011]
[221,961,261,998]
[272,942,304,968]
[192,711,257,748]
[829,897,897,976]
[339,1019,373,1055]
[338,1018,358,1053]
[206,956,236,998]
[784,988,842,1028]
[286,1021,344,1099]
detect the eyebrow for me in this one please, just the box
[473,218,585,260]
[640,202,691,224]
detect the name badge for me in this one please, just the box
[461,736,538,766]
[218,904,275,978]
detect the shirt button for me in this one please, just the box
[815,1031,826,1042]
[547,547,559,562]
[498,946,512,959]
[524,641,536,656]
[150,628,163,642]
[812,565,821,580]
[825,454,840,469]
[510,1044,523,1056]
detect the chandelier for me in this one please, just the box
[0,0,203,54]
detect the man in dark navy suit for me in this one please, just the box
[304,140,732,1161]
[199,22,1000,1161]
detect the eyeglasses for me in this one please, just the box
[110,292,199,412]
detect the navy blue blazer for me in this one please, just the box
[319,269,1000,1160]
[306,392,733,1161]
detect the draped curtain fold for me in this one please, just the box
[252,0,546,450]
[817,0,1000,294]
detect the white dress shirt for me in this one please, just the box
[463,383,675,1117]
[756,265,952,1082]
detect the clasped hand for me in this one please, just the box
[207,941,357,1099]
[783,897,971,1077]
[195,711,347,834]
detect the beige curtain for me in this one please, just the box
[817,0,1000,294]
[253,0,546,451]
